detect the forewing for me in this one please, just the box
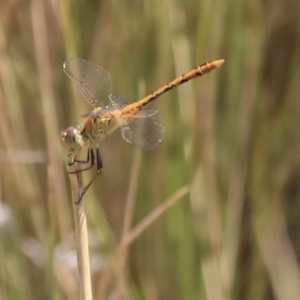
[108,94,129,108]
[85,94,129,118]
[63,58,112,108]
[121,110,164,151]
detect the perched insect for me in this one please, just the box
[61,58,224,202]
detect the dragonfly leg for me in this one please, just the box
[75,148,102,204]
[96,147,103,173]
[67,149,95,174]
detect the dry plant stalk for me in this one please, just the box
[67,163,92,300]
[116,149,142,299]
[97,185,189,298]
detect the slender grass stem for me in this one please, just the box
[97,185,189,299]
[67,164,92,300]
[115,149,142,299]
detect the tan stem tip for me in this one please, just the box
[213,59,225,68]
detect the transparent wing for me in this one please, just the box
[85,94,129,117]
[108,94,129,109]
[121,110,164,151]
[63,58,112,108]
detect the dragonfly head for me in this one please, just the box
[61,126,85,151]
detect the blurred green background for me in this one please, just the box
[1,0,300,299]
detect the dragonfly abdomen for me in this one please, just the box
[122,59,224,115]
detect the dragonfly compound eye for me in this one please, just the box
[61,126,85,150]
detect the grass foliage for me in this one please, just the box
[0,0,300,299]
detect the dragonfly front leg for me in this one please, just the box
[67,149,95,174]
[74,148,103,204]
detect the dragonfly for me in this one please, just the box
[61,58,224,202]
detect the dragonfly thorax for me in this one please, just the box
[81,112,121,144]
